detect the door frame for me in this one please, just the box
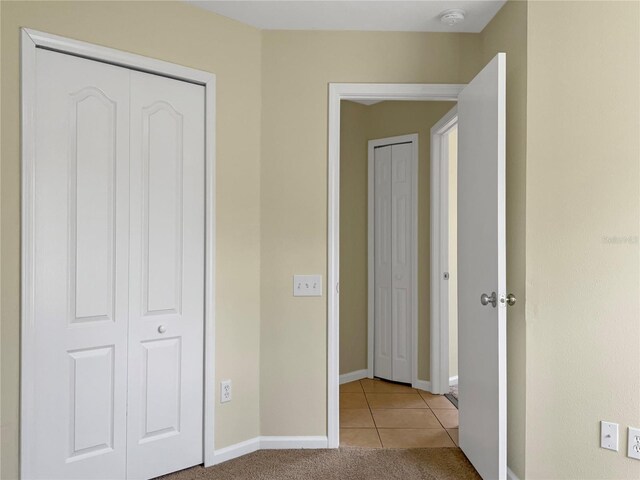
[328,83,464,448]
[429,107,458,395]
[20,28,217,474]
[367,134,418,385]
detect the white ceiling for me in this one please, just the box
[187,1,507,33]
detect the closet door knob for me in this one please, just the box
[158,325,167,334]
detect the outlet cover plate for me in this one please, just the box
[293,275,322,297]
[601,421,619,451]
[628,426,640,460]
[221,380,232,403]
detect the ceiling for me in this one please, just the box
[187,1,507,33]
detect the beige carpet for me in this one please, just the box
[158,448,481,480]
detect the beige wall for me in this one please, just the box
[526,1,640,478]
[339,100,456,379]
[448,126,458,380]
[1,2,262,477]
[260,30,482,436]
[479,1,528,477]
[339,101,369,375]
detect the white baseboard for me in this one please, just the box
[210,437,260,466]
[507,467,521,480]
[412,379,431,392]
[211,436,329,466]
[260,435,328,449]
[449,375,458,386]
[339,369,368,384]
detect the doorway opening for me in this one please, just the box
[340,101,458,448]
[329,53,508,480]
[336,97,459,449]
[429,110,459,405]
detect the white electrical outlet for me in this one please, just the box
[601,421,619,451]
[628,427,640,460]
[220,380,232,403]
[293,275,322,297]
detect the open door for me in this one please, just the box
[457,53,507,480]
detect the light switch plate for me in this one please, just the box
[628,427,640,460]
[293,275,322,297]
[601,421,619,451]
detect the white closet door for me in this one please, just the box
[373,145,393,380]
[373,142,414,383]
[390,143,412,383]
[126,71,205,479]
[29,49,130,479]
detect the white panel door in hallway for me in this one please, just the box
[372,140,415,384]
[26,48,204,480]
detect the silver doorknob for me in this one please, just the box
[158,325,167,334]
[506,294,516,306]
[480,292,497,308]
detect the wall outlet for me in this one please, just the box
[293,275,322,297]
[220,380,232,403]
[601,421,619,451]
[628,427,640,460]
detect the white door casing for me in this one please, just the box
[371,139,415,384]
[22,33,214,479]
[457,53,507,480]
[126,71,205,479]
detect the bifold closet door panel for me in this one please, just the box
[390,143,412,384]
[373,145,393,380]
[126,70,205,479]
[30,49,130,479]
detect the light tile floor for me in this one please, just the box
[340,378,458,448]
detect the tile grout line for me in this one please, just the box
[362,379,385,448]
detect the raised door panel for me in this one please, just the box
[373,146,393,380]
[30,49,129,480]
[140,338,182,442]
[127,70,204,480]
[67,346,115,460]
[70,88,116,323]
[391,143,413,383]
[143,103,184,315]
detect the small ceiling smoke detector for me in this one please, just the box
[439,9,466,26]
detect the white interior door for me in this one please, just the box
[30,49,130,480]
[27,48,205,480]
[126,71,205,479]
[373,145,393,380]
[390,143,412,383]
[457,53,507,480]
[373,142,413,383]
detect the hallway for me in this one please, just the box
[340,378,458,448]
